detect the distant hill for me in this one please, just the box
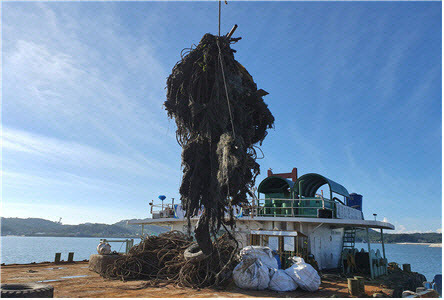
[355,229,442,244]
[1,217,168,238]
[2,217,441,243]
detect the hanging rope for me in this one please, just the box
[216,39,236,139]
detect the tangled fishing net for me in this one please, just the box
[165,33,274,253]
[104,231,238,288]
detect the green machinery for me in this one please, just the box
[257,171,351,218]
[257,176,294,216]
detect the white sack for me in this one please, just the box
[269,269,298,292]
[239,246,278,270]
[233,257,270,290]
[284,257,321,292]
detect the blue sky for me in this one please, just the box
[2,2,441,233]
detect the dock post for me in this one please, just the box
[380,228,387,274]
[403,264,411,272]
[68,252,74,262]
[54,253,61,264]
[354,276,365,295]
[125,239,134,254]
[348,278,361,296]
[366,227,374,279]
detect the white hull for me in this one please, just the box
[130,216,393,270]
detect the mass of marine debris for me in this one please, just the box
[164,33,274,253]
[104,231,238,288]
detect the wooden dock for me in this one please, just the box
[1,261,388,298]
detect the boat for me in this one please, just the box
[128,167,394,279]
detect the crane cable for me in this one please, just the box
[218,0,228,36]
[216,41,236,140]
[218,1,221,36]
[217,0,236,139]
[217,0,235,201]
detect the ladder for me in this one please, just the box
[342,227,356,250]
[340,227,356,272]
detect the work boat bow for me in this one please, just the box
[129,168,394,279]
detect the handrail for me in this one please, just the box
[246,198,336,218]
[100,238,134,254]
[149,198,361,220]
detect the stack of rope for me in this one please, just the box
[104,231,238,288]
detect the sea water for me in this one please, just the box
[355,242,442,281]
[1,236,131,265]
[1,237,441,281]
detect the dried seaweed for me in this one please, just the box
[104,231,238,288]
[165,33,274,252]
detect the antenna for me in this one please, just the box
[158,195,166,210]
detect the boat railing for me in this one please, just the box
[150,203,176,219]
[246,197,337,218]
[149,197,363,220]
[100,239,134,254]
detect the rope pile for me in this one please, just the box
[165,33,274,253]
[104,231,239,288]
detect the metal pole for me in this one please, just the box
[380,229,386,259]
[380,228,387,274]
[366,227,374,279]
[226,24,238,38]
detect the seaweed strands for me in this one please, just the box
[104,231,238,289]
[165,33,274,253]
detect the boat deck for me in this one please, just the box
[1,261,389,298]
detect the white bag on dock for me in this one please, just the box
[233,257,270,290]
[269,269,298,292]
[284,257,321,292]
[239,246,278,270]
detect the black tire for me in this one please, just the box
[1,283,54,298]
[184,243,207,262]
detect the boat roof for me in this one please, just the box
[257,176,294,194]
[294,173,350,198]
[128,217,395,230]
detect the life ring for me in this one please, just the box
[184,243,207,262]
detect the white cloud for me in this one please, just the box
[395,224,407,233]
[8,40,79,82]
[3,3,176,152]
[1,3,188,223]
[4,39,169,137]
[3,170,130,193]
[2,3,183,186]
[390,223,441,234]
[2,127,176,178]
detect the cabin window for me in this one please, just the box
[249,233,309,268]
[250,234,261,246]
